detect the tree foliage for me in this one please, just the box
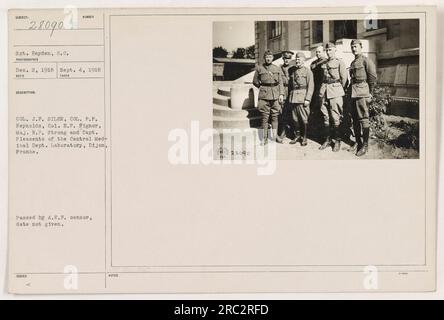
[232,47,246,59]
[246,45,255,59]
[213,46,228,58]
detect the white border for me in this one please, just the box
[0,0,443,300]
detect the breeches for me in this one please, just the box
[319,96,343,127]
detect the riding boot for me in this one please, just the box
[276,127,285,143]
[319,126,331,150]
[349,140,358,152]
[301,123,308,146]
[333,127,341,152]
[289,128,300,144]
[351,122,361,152]
[356,127,370,157]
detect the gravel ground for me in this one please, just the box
[214,114,419,160]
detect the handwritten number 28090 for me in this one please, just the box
[28,20,65,37]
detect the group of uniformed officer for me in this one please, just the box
[252,39,377,157]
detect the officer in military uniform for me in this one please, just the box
[276,50,295,143]
[253,50,284,145]
[287,52,314,146]
[318,42,348,152]
[310,46,328,136]
[348,39,377,156]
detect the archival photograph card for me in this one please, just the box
[8,6,437,294]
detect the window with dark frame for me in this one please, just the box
[268,21,283,39]
[311,21,323,44]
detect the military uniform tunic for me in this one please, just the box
[280,63,292,99]
[349,54,377,129]
[252,63,284,131]
[288,65,314,125]
[253,63,284,101]
[277,62,295,137]
[318,57,348,127]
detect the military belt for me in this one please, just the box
[352,79,367,84]
[261,82,279,87]
[294,86,307,89]
[323,79,340,84]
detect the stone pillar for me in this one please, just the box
[301,21,310,50]
[255,22,268,64]
[356,20,366,36]
[327,21,335,42]
[322,21,330,44]
[287,21,302,51]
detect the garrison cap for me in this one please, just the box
[295,52,306,60]
[325,42,336,49]
[263,49,274,57]
[351,39,363,46]
[281,50,294,59]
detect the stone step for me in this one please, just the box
[212,104,261,118]
[213,105,248,117]
[213,92,230,107]
[217,86,231,97]
[213,115,262,129]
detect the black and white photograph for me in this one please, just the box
[213,19,420,159]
